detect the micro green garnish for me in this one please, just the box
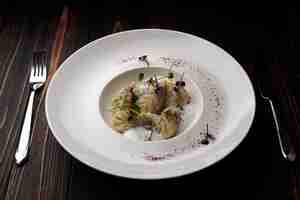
[138,73,144,81]
[206,124,215,140]
[153,73,159,86]
[132,93,139,104]
[167,64,174,79]
[130,103,141,114]
[176,81,185,87]
[148,77,154,85]
[173,86,178,92]
[129,93,140,116]
[200,124,215,145]
[138,55,150,67]
[168,72,174,79]
[175,72,186,87]
[138,55,147,61]
[200,124,210,144]
[180,72,185,81]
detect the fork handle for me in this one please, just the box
[268,99,296,161]
[15,90,35,165]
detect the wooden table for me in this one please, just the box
[1,6,300,200]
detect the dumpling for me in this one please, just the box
[132,81,153,97]
[137,112,160,127]
[157,106,181,138]
[135,78,167,114]
[175,87,191,106]
[111,110,134,133]
[137,94,160,113]
[109,73,191,139]
[165,86,191,107]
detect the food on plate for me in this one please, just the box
[110,67,191,140]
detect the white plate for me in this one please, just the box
[45,29,255,179]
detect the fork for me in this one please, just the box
[15,51,47,165]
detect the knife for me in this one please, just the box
[255,50,296,162]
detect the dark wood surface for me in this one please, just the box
[0,6,300,200]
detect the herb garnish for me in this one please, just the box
[138,73,144,81]
[173,86,178,92]
[138,55,150,67]
[153,73,159,86]
[200,124,215,145]
[128,93,141,118]
[167,64,174,79]
[168,72,174,79]
[130,103,140,114]
[132,93,138,103]
[148,77,154,85]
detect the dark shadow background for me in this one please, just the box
[0,3,299,200]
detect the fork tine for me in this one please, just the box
[38,52,42,76]
[30,54,35,78]
[40,53,44,76]
[30,51,47,81]
[40,51,46,78]
[34,53,38,76]
[43,52,47,79]
[30,65,35,78]
[43,52,46,77]
[32,53,37,76]
[36,53,40,76]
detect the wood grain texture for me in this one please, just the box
[0,9,72,200]
[0,16,38,199]
[0,6,299,200]
[0,106,7,129]
[0,17,25,95]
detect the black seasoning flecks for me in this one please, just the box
[136,57,225,162]
[144,153,175,161]
[143,124,217,161]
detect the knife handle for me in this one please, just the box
[268,99,296,161]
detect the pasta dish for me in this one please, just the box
[110,69,191,139]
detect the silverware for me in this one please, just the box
[256,59,296,162]
[15,51,47,165]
